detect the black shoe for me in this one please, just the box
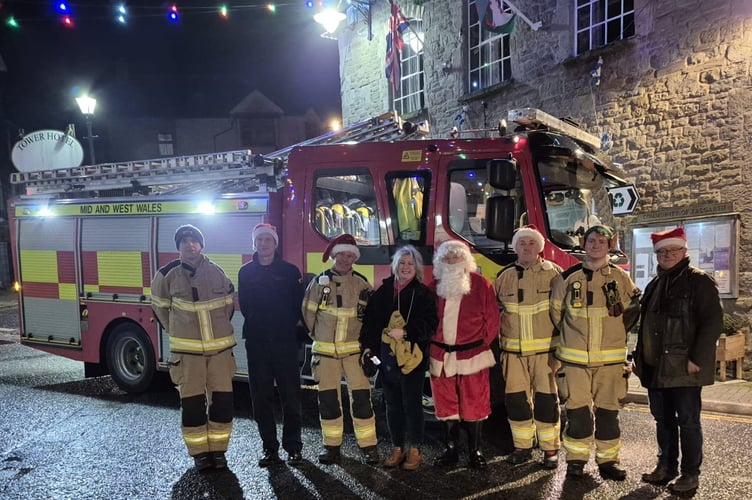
[668,474,699,494]
[211,452,228,469]
[361,446,380,465]
[287,451,304,466]
[642,463,679,485]
[465,421,486,469]
[469,450,487,469]
[193,452,213,471]
[598,461,627,481]
[566,460,586,478]
[258,449,283,468]
[506,448,533,465]
[433,447,459,466]
[318,446,341,464]
[541,450,559,469]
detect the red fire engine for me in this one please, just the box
[8,108,636,392]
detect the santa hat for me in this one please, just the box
[651,227,687,251]
[252,223,279,250]
[323,233,360,262]
[174,224,204,249]
[512,224,545,250]
[433,239,476,273]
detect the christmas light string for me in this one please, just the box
[0,1,322,29]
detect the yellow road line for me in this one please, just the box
[624,404,752,424]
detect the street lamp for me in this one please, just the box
[76,95,97,165]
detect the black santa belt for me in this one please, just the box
[431,339,483,353]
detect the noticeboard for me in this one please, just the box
[630,215,739,298]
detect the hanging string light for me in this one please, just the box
[1,1,291,30]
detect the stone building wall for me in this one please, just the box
[336,0,752,377]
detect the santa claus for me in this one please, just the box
[429,240,499,469]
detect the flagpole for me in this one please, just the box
[388,0,437,67]
[503,0,542,31]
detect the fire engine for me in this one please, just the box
[8,108,636,393]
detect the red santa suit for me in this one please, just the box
[429,271,499,421]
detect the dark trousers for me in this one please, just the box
[647,386,703,476]
[246,340,303,454]
[381,366,425,449]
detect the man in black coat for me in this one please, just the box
[633,227,723,495]
[239,223,305,467]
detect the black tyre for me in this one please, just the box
[106,323,156,393]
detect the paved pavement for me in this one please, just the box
[625,367,752,417]
[2,287,751,417]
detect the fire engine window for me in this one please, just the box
[448,163,525,248]
[386,172,429,244]
[537,156,616,249]
[314,172,379,245]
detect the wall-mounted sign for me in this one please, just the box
[11,129,84,172]
[608,185,639,215]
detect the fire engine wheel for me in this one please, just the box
[106,323,156,393]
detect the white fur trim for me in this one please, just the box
[330,243,360,260]
[252,226,278,250]
[512,228,545,250]
[653,237,687,251]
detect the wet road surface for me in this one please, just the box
[1,332,752,499]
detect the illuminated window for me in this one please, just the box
[158,133,174,156]
[393,19,425,116]
[313,170,380,246]
[387,171,430,244]
[575,0,635,55]
[466,0,512,92]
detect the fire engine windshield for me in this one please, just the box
[537,157,618,249]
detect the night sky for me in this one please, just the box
[0,1,342,132]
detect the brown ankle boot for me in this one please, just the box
[402,448,422,471]
[383,447,405,468]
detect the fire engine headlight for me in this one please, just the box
[196,202,216,215]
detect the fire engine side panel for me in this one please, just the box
[155,214,264,375]
[80,217,151,297]
[18,218,81,344]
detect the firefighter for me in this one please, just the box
[429,240,498,469]
[494,225,562,468]
[302,233,379,465]
[151,225,236,471]
[550,225,641,481]
[238,223,305,467]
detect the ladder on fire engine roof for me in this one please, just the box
[10,111,429,197]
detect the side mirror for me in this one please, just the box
[486,196,515,242]
[487,158,517,190]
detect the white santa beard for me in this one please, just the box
[435,263,471,299]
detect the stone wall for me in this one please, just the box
[337,0,752,378]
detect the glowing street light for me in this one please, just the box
[76,95,97,165]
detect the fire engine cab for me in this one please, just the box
[8,108,636,392]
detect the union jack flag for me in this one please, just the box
[385,2,409,92]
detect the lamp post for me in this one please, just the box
[76,96,97,165]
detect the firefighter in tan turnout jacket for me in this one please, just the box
[550,225,640,481]
[494,225,562,469]
[302,234,379,465]
[151,225,237,471]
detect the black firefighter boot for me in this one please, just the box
[466,420,487,469]
[433,420,460,466]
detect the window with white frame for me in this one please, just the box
[466,0,512,92]
[394,19,425,116]
[158,133,174,156]
[575,0,635,55]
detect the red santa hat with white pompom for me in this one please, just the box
[322,233,360,262]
